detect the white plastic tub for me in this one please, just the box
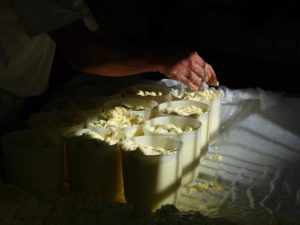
[120,135,182,211]
[87,115,141,139]
[66,128,124,201]
[158,100,210,157]
[93,97,158,138]
[102,97,158,120]
[172,88,222,142]
[143,115,202,185]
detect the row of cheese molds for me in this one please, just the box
[0,82,222,211]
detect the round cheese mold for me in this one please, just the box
[102,97,158,120]
[120,135,182,211]
[158,100,210,158]
[172,88,222,142]
[66,128,124,202]
[143,115,202,185]
[87,107,145,138]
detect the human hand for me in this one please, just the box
[160,47,218,90]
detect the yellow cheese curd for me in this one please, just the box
[181,89,217,101]
[104,107,143,124]
[138,145,176,156]
[121,103,146,111]
[136,90,163,97]
[82,130,121,145]
[120,139,176,156]
[148,123,193,134]
[161,105,203,117]
[88,107,144,129]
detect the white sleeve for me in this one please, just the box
[12,0,84,37]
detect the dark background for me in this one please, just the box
[50,0,300,95]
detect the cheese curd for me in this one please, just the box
[121,103,145,111]
[82,130,121,145]
[136,90,163,97]
[120,139,176,155]
[161,105,203,117]
[180,89,218,102]
[88,106,143,129]
[147,123,193,134]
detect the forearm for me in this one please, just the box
[50,21,164,77]
[77,38,165,76]
[49,20,218,89]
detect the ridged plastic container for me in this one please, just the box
[66,128,124,202]
[102,97,158,119]
[120,135,182,211]
[143,115,202,185]
[172,88,222,143]
[209,90,222,142]
[87,114,142,139]
[158,100,210,157]
[95,97,158,138]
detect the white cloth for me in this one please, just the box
[0,0,97,97]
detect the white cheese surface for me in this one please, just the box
[88,106,143,129]
[181,89,218,102]
[136,90,162,97]
[161,105,203,116]
[120,139,176,156]
[82,130,121,145]
[148,123,193,134]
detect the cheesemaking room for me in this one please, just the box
[1,0,300,224]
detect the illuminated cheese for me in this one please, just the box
[181,89,218,102]
[176,89,222,142]
[136,90,163,97]
[82,130,121,145]
[147,123,193,134]
[88,106,143,129]
[161,105,203,116]
[121,103,145,111]
[121,139,176,155]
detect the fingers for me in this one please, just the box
[193,62,218,86]
[161,49,219,89]
[170,70,202,90]
[190,53,214,84]
[206,63,219,86]
[187,71,202,87]
[178,76,200,91]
